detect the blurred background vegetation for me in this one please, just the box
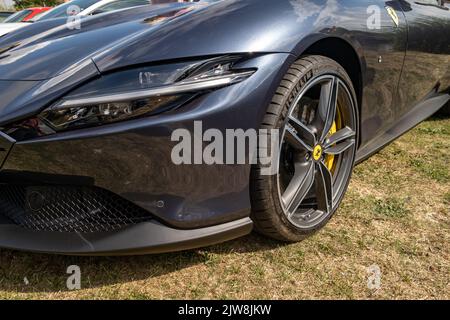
[0,0,63,11]
[14,0,63,9]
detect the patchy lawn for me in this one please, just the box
[0,116,448,300]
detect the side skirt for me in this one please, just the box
[355,93,450,164]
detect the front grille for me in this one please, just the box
[0,185,153,233]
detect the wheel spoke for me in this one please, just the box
[325,139,355,155]
[284,115,315,151]
[315,161,333,213]
[323,126,356,155]
[282,160,315,214]
[317,78,339,142]
[289,115,316,146]
[324,126,355,147]
[285,128,312,152]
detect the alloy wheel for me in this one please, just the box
[278,74,357,229]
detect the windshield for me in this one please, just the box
[4,9,32,23]
[37,0,100,21]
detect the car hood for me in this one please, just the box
[0,3,199,80]
[0,0,291,81]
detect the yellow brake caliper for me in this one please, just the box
[324,121,337,171]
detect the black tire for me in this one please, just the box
[250,55,359,242]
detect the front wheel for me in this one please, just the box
[250,56,359,242]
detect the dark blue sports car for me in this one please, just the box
[0,0,448,255]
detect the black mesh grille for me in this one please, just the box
[0,185,153,233]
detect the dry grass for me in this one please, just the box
[0,116,448,300]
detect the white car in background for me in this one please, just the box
[0,22,29,37]
[0,0,151,37]
[35,0,152,20]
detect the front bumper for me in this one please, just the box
[0,53,292,254]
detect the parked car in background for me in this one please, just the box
[0,0,152,37]
[0,7,52,36]
[36,0,151,21]
[3,7,51,22]
[0,22,27,37]
[28,10,51,22]
[35,0,102,20]
[88,0,153,15]
[0,11,13,22]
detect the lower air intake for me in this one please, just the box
[0,185,153,233]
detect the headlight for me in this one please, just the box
[34,56,255,133]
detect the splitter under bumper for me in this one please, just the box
[0,216,252,255]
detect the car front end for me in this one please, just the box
[0,1,294,255]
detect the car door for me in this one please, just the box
[355,0,408,153]
[397,0,450,115]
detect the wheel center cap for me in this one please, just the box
[312,145,323,161]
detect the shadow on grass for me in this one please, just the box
[428,111,450,121]
[0,232,283,294]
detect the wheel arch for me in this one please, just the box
[296,36,365,147]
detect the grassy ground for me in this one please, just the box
[0,116,448,300]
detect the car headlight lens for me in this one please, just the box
[36,56,255,133]
[39,95,193,131]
